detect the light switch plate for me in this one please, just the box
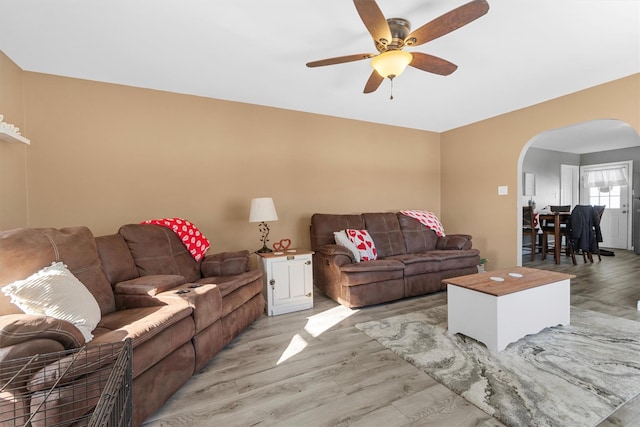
[498,186,508,195]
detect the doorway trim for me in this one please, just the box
[560,164,579,206]
[579,160,633,249]
[517,119,640,265]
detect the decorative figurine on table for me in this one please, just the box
[273,238,292,252]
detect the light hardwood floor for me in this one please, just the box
[143,249,640,427]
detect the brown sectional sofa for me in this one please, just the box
[310,212,480,308]
[0,224,264,426]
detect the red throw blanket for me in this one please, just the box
[142,218,210,261]
[400,210,446,237]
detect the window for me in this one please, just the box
[589,185,621,209]
[583,167,628,188]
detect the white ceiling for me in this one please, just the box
[531,120,640,155]
[0,0,638,135]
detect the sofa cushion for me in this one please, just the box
[1,262,101,342]
[310,214,366,250]
[384,253,442,276]
[92,304,193,348]
[345,229,377,261]
[0,227,117,316]
[200,250,250,277]
[216,277,263,318]
[400,210,446,237]
[119,224,201,283]
[142,218,210,261]
[362,213,406,257]
[114,275,187,296]
[397,214,439,253]
[340,260,405,286]
[196,269,262,298]
[95,233,139,284]
[428,249,480,270]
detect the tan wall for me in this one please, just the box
[0,51,29,230]
[6,55,639,266]
[21,72,441,252]
[441,74,640,270]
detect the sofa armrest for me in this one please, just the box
[316,244,356,263]
[0,316,87,390]
[200,250,250,277]
[436,234,473,250]
[0,314,84,351]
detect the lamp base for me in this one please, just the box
[256,245,272,254]
[255,222,273,254]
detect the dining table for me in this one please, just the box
[536,211,571,264]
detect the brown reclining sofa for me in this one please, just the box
[0,224,264,426]
[310,212,480,308]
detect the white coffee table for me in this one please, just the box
[443,267,575,352]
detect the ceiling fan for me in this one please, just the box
[306,0,490,95]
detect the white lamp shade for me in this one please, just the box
[371,50,413,79]
[249,197,278,222]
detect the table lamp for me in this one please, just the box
[249,197,278,253]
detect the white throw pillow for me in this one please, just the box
[1,262,101,343]
[334,230,361,262]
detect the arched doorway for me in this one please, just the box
[516,119,640,264]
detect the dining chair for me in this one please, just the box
[540,205,571,251]
[591,205,606,261]
[540,210,577,265]
[569,205,603,263]
[522,205,537,261]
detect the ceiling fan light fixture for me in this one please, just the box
[371,50,412,79]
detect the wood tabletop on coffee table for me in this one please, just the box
[442,267,576,297]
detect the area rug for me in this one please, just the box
[355,306,640,427]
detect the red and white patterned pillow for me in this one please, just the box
[142,218,210,261]
[345,229,378,261]
[401,210,446,237]
[334,230,361,262]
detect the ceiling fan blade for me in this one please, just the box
[363,70,384,93]
[409,52,458,76]
[405,0,489,47]
[353,0,392,48]
[306,53,375,68]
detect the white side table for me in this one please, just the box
[257,250,314,316]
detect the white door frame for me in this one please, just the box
[579,160,633,249]
[560,164,579,206]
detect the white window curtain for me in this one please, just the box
[583,167,629,188]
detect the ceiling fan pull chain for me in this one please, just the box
[390,78,394,100]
